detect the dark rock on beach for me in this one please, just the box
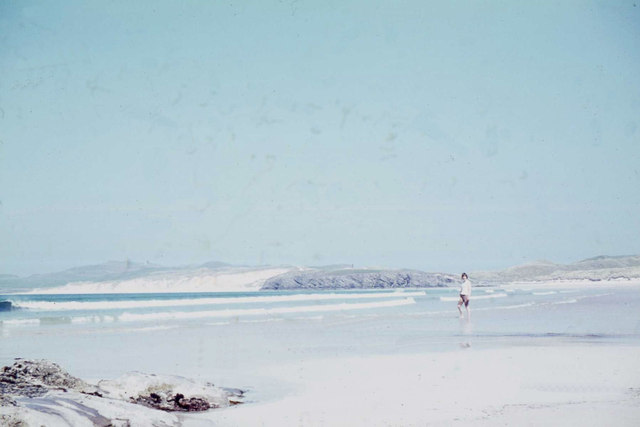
[133,390,212,412]
[0,359,97,398]
[0,359,245,425]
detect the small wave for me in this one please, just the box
[439,293,508,302]
[580,293,612,299]
[205,321,232,326]
[292,315,324,321]
[1,318,40,326]
[125,325,180,333]
[10,291,427,312]
[240,318,286,324]
[71,315,117,324]
[118,297,416,323]
[532,291,557,296]
[474,302,536,311]
[552,298,578,305]
[405,310,454,317]
[0,301,13,312]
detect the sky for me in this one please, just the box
[1,1,639,276]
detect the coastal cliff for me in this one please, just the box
[261,268,456,290]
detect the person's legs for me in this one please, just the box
[457,296,464,317]
[464,297,470,318]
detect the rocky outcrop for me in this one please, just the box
[0,359,244,425]
[97,371,244,411]
[134,391,211,411]
[1,359,96,392]
[262,268,456,290]
[0,359,98,405]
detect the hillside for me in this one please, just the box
[2,255,639,294]
[472,255,640,283]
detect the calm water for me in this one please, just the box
[2,285,639,395]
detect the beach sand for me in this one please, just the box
[184,343,640,426]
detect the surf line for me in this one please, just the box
[11,291,427,312]
[439,293,508,302]
[119,297,417,322]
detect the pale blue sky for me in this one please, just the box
[1,1,639,275]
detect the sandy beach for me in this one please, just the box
[194,344,640,426]
[2,281,640,426]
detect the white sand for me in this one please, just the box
[184,344,640,426]
[30,267,294,294]
[3,344,636,426]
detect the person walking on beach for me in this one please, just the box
[457,273,471,318]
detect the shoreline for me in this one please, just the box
[2,282,639,425]
[2,276,638,296]
[501,277,640,289]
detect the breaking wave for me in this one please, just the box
[118,298,417,322]
[439,293,508,302]
[9,291,426,312]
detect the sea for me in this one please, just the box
[1,285,638,398]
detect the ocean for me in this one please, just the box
[1,285,638,394]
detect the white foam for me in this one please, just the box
[552,298,578,305]
[70,315,100,324]
[125,325,180,333]
[118,298,416,323]
[1,318,40,326]
[293,315,324,321]
[406,310,453,317]
[532,291,557,296]
[582,293,612,299]
[240,318,285,324]
[11,291,427,312]
[70,315,116,324]
[439,293,508,302]
[474,302,536,311]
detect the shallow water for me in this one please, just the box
[2,285,639,401]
